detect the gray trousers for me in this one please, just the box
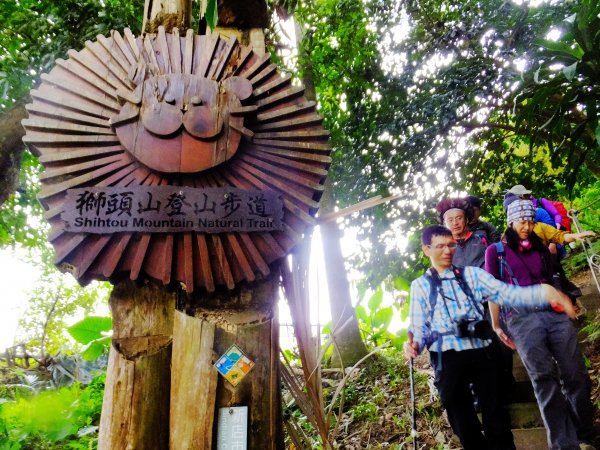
[507,310,594,450]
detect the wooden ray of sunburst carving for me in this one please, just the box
[22,26,331,293]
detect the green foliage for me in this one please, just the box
[0,0,143,110]
[353,276,412,351]
[571,179,600,232]
[465,0,600,200]
[202,0,219,30]
[582,310,600,344]
[512,0,600,192]
[561,240,600,279]
[0,151,47,251]
[67,317,112,361]
[312,349,448,446]
[0,373,104,449]
[18,269,111,358]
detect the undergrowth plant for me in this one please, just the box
[0,373,105,449]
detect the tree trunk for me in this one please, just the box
[99,280,176,450]
[0,101,27,206]
[143,0,192,33]
[174,269,283,449]
[293,19,367,367]
[319,179,368,367]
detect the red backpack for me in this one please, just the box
[550,200,571,232]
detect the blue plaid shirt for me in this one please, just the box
[408,266,547,353]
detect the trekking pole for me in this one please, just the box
[407,332,418,450]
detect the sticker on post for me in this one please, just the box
[214,344,254,386]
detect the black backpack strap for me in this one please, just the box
[423,270,446,367]
[424,269,439,314]
[452,266,473,298]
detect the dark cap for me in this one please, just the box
[464,195,482,208]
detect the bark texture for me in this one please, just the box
[98,280,176,450]
[184,270,284,449]
[0,102,27,206]
[319,179,368,367]
[217,0,269,28]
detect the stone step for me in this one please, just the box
[512,427,548,450]
[512,351,529,382]
[578,285,600,311]
[507,402,543,428]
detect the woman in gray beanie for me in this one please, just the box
[485,199,596,450]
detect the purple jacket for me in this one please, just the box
[485,242,552,287]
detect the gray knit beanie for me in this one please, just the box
[506,199,535,225]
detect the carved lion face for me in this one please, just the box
[111,71,253,174]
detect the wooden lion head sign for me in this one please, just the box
[22,27,331,293]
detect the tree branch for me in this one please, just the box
[457,121,517,133]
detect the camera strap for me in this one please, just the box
[424,267,483,368]
[450,266,485,318]
[425,266,484,321]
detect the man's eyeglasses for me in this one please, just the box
[444,217,464,225]
[427,242,458,250]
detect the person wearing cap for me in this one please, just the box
[504,184,561,227]
[485,199,596,450]
[503,185,595,251]
[436,197,488,269]
[404,224,577,450]
[465,195,501,243]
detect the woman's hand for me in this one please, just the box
[494,326,516,350]
[565,230,596,243]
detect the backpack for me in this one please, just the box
[550,200,571,232]
[425,265,476,310]
[493,242,518,285]
[494,241,580,305]
[493,242,520,319]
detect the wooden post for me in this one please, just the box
[170,268,283,449]
[22,1,324,447]
[98,280,175,450]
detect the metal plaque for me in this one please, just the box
[61,186,284,233]
[217,406,248,450]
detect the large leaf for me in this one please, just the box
[354,305,369,325]
[367,286,384,311]
[392,275,411,293]
[538,39,584,60]
[81,336,112,361]
[562,62,578,81]
[204,0,218,30]
[399,300,410,322]
[371,306,393,330]
[67,316,112,345]
[391,328,408,351]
